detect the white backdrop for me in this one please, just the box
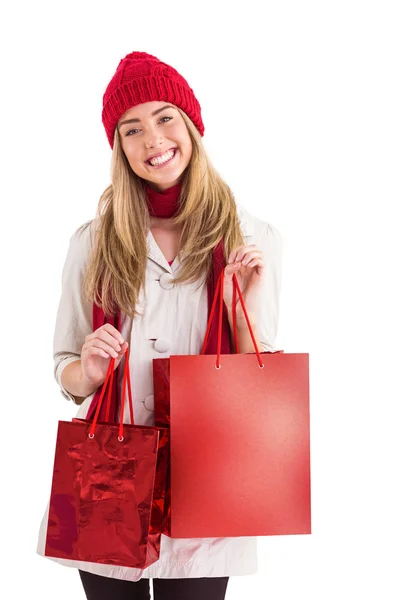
[1,1,399,598]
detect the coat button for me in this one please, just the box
[159,272,175,289]
[154,338,171,353]
[143,394,154,411]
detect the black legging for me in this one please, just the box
[79,570,230,600]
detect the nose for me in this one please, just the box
[144,130,164,149]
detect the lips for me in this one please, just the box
[145,148,177,164]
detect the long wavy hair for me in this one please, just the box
[82,107,246,319]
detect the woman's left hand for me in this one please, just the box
[223,243,264,322]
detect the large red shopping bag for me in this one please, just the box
[153,271,310,539]
[45,348,169,568]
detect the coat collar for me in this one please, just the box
[147,203,254,272]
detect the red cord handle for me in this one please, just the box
[88,346,134,440]
[200,270,264,368]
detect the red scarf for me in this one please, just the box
[87,181,233,422]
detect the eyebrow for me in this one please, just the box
[118,105,176,129]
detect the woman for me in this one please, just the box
[37,51,283,600]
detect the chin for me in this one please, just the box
[152,168,186,184]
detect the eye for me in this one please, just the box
[125,116,173,137]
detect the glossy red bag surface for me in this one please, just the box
[153,272,311,538]
[45,350,169,568]
[153,357,172,535]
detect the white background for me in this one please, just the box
[1,1,399,598]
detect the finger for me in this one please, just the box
[224,263,241,280]
[85,328,121,347]
[118,341,129,354]
[101,323,125,345]
[93,329,124,353]
[81,346,110,360]
[246,258,264,268]
[242,252,263,266]
[233,248,258,264]
[239,250,263,265]
[228,244,254,264]
[114,341,129,358]
[86,326,126,349]
[227,244,257,264]
[227,245,245,264]
[83,339,121,359]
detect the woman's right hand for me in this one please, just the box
[81,324,128,388]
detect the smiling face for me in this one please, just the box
[117,101,193,192]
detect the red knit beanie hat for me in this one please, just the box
[102,51,205,148]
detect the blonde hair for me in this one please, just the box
[82,108,245,319]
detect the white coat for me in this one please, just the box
[36,202,283,581]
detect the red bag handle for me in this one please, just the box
[201,271,265,369]
[88,346,134,441]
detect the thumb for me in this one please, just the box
[224,262,240,283]
[114,341,129,367]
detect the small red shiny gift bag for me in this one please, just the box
[153,272,311,539]
[45,348,169,568]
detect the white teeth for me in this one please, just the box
[149,149,175,166]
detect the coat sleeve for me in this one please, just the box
[53,222,94,403]
[255,223,283,352]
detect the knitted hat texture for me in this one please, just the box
[102,51,204,148]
